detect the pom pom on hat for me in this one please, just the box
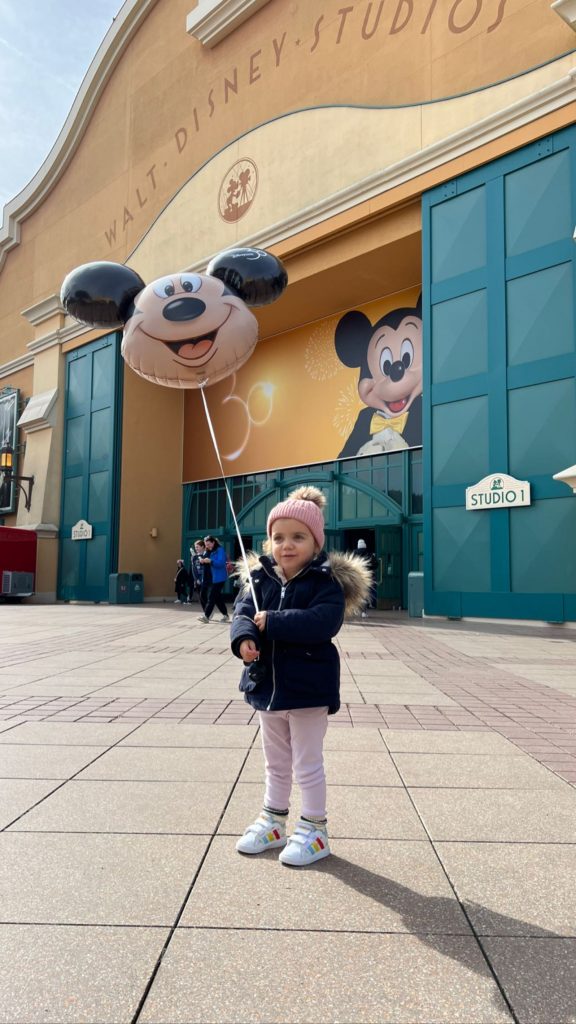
[267,486,326,550]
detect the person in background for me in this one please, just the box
[190,539,206,605]
[198,535,230,623]
[174,559,190,605]
[354,538,378,616]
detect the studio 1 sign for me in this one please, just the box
[466,474,531,511]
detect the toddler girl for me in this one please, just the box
[230,486,370,866]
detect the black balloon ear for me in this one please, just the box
[61,261,146,328]
[415,293,422,318]
[334,310,373,368]
[207,247,287,307]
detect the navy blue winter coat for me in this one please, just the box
[230,552,348,714]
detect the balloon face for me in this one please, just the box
[60,249,287,389]
[121,271,259,388]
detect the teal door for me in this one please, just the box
[58,334,123,602]
[376,526,402,608]
[423,127,576,621]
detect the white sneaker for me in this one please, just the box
[197,614,210,623]
[219,614,230,622]
[236,811,287,855]
[279,819,330,866]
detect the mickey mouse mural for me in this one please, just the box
[60,247,288,389]
[335,295,422,457]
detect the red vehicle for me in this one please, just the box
[0,526,37,598]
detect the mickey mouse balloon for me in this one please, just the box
[60,248,288,388]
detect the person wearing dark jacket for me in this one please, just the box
[230,486,370,866]
[354,538,378,615]
[190,539,206,605]
[174,559,189,604]
[198,535,229,623]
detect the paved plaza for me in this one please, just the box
[0,602,575,1023]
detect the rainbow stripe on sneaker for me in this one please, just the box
[306,836,325,854]
[264,828,282,844]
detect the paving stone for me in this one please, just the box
[0,779,63,829]
[392,752,566,789]
[240,747,402,786]
[139,929,513,1023]
[0,832,208,925]
[323,727,387,750]
[436,842,576,937]
[481,937,576,1023]
[0,924,168,1024]
[0,722,138,746]
[0,744,108,779]
[9,779,232,834]
[218,782,428,839]
[410,788,576,842]
[77,745,247,781]
[119,722,258,747]
[181,836,472,934]
[380,730,522,754]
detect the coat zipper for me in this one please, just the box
[267,583,286,711]
[260,560,314,713]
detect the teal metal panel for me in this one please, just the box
[431,186,487,281]
[508,378,576,479]
[431,290,488,384]
[504,149,571,257]
[423,125,576,621]
[509,497,576,593]
[432,507,491,592]
[432,397,489,487]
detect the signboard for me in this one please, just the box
[71,520,93,540]
[466,474,531,510]
[183,287,422,481]
[0,389,18,515]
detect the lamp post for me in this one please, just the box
[0,442,34,512]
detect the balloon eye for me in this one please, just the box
[152,277,177,298]
[380,347,393,377]
[401,338,414,368]
[180,274,202,293]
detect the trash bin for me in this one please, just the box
[109,573,130,604]
[408,572,424,617]
[129,572,144,603]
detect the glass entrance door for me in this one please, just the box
[375,526,403,609]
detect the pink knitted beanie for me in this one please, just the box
[267,486,326,551]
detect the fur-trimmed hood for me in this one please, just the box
[233,549,372,618]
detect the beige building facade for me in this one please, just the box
[0,0,575,610]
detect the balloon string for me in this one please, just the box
[200,384,260,613]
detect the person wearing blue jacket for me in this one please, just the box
[198,535,230,623]
[230,486,370,866]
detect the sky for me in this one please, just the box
[0,0,123,209]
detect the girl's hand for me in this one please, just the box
[239,639,259,662]
[254,611,267,632]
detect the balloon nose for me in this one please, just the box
[162,298,206,321]
[389,360,405,383]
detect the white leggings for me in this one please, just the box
[259,706,329,819]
